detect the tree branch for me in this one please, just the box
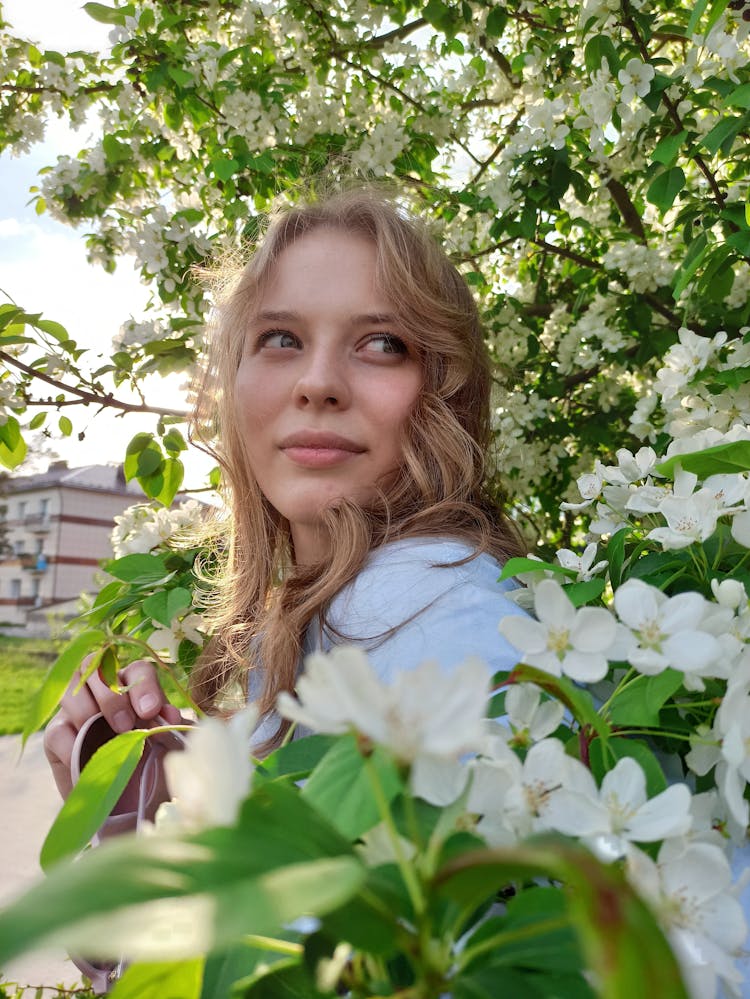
[471,110,523,184]
[605,178,647,242]
[1,351,188,418]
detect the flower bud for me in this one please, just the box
[710,578,746,610]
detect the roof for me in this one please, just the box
[4,462,143,497]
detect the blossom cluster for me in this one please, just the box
[110,499,205,558]
[275,647,747,999]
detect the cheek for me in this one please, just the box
[375,374,422,455]
[235,367,275,429]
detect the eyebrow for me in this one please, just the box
[252,309,400,326]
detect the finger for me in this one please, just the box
[43,714,77,800]
[160,703,183,725]
[58,668,103,732]
[119,660,167,720]
[84,666,137,734]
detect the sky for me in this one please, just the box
[0,0,210,485]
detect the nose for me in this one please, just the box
[294,346,350,409]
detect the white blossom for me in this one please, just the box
[499,578,617,683]
[613,579,722,677]
[149,613,205,662]
[543,756,692,861]
[626,842,746,999]
[278,649,490,805]
[156,706,257,833]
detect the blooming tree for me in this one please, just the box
[3,1,750,997]
[0,0,747,536]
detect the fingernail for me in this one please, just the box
[138,693,161,716]
[113,710,132,734]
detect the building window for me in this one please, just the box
[13,540,25,556]
[10,579,21,599]
[39,498,49,517]
[17,500,26,519]
[35,538,44,554]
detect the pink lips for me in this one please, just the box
[279,431,366,468]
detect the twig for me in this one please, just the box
[1,350,188,418]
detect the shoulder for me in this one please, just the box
[320,537,527,683]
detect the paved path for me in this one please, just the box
[0,732,84,992]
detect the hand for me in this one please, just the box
[43,657,183,801]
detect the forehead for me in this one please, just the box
[254,228,393,312]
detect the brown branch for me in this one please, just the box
[477,35,517,87]
[1,350,188,418]
[471,110,524,184]
[605,178,647,242]
[363,18,427,50]
[530,239,691,330]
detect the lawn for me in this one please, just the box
[0,635,59,736]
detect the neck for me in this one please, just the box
[291,522,331,566]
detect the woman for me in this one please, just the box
[44,187,528,794]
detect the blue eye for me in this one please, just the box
[366,334,408,355]
[259,330,299,349]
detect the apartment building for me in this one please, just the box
[0,461,142,634]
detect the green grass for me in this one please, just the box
[0,635,59,736]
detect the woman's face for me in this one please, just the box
[235,228,423,563]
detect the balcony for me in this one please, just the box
[19,554,48,573]
[24,514,51,533]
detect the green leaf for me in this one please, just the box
[0,304,22,330]
[137,448,164,477]
[484,6,507,36]
[29,411,47,430]
[23,629,106,743]
[40,726,150,871]
[436,840,688,998]
[106,552,171,584]
[36,318,69,342]
[608,671,684,728]
[686,0,710,34]
[0,416,27,470]
[646,167,685,212]
[656,440,750,478]
[162,428,187,455]
[83,2,134,26]
[672,232,708,301]
[212,157,240,182]
[461,888,583,974]
[58,415,73,437]
[651,130,687,167]
[167,66,194,88]
[563,579,605,607]
[154,457,184,506]
[0,783,363,966]
[605,528,628,590]
[701,115,744,155]
[302,733,402,839]
[259,733,338,781]
[724,83,750,109]
[110,959,204,999]
[583,35,619,76]
[142,586,192,627]
[499,557,575,582]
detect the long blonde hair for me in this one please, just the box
[190,187,523,749]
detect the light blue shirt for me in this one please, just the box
[304,536,527,678]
